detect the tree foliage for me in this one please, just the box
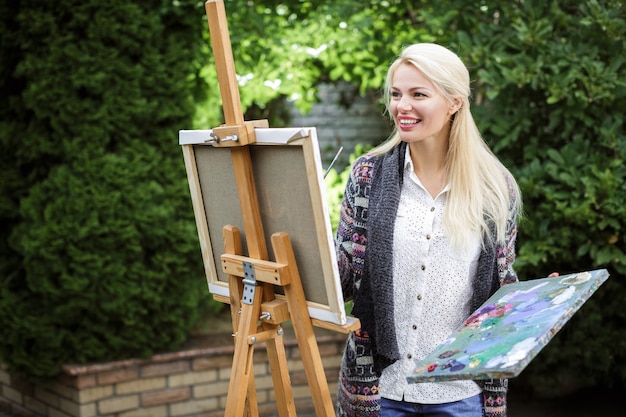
[229,0,624,392]
[1,0,624,392]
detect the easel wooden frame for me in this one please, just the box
[179,2,359,416]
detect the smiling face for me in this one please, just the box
[389,62,459,146]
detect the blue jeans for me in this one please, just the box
[380,395,483,417]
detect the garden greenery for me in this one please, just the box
[1,0,624,393]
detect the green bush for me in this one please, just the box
[0,0,220,380]
[454,0,626,392]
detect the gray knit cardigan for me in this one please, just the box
[335,142,519,417]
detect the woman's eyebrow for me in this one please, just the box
[391,86,431,93]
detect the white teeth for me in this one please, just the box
[400,119,418,125]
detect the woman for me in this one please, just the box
[335,43,520,417]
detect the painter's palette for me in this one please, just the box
[407,269,609,383]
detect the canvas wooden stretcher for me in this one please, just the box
[407,269,609,383]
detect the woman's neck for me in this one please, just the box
[408,141,448,198]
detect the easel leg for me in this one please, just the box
[264,322,296,417]
[224,289,263,417]
[272,232,336,417]
[224,226,260,417]
[229,275,260,417]
[223,226,296,417]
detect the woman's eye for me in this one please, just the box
[391,92,401,98]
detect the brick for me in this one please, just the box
[0,369,10,385]
[252,349,268,363]
[196,410,225,417]
[193,380,229,398]
[192,355,232,371]
[256,389,268,403]
[286,359,305,371]
[119,405,167,417]
[97,394,139,414]
[218,367,231,381]
[294,397,315,414]
[34,386,61,407]
[317,342,339,356]
[321,354,342,368]
[75,375,97,390]
[59,397,82,417]
[116,377,165,395]
[169,398,218,416]
[140,360,189,378]
[44,381,77,401]
[218,394,228,410]
[54,373,80,389]
[23,395,47,416]
[77,385,113,404]
[78,402,97,417]
[257,402,280,417]
[328,381,338,396]
[289,370,308,386]
[6,402,40,417]
[292,385,312,400]
[324,367,340,382]
[251,374,273,390]
[252,362,268,376]
[141,386,190,407]
[2,386,23,404]
[98,367,138,385]
[168,370,216,387]
[9,376,34,396]
[48,407,73,417]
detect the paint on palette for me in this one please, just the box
[407,269,609,383]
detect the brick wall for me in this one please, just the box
[0,334,347,417]
[289,81,391,171]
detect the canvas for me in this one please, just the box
[407,269,609,383]
[179,127,348,325]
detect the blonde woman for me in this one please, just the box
[335,43,521,417]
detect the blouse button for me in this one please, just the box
[430,207,435,212]
[412,324,417,330]
[421,265,426,271]
[407,353,413,359]
[426,234,431,240]
[417,294,423,301]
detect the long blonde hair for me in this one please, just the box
[371,43,521,249]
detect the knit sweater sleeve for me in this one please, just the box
[480,172,520,417]
[497,172,520,287]
[335,156,374,301]
[335,166,357,300]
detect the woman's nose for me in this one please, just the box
[398,96,412,111]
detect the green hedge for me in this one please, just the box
[456,1,626,392]
[0,0,219,380]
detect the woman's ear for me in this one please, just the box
[449,98,462,115]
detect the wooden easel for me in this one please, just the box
[202,2,358,417]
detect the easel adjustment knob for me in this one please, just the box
[205,131,238,145]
